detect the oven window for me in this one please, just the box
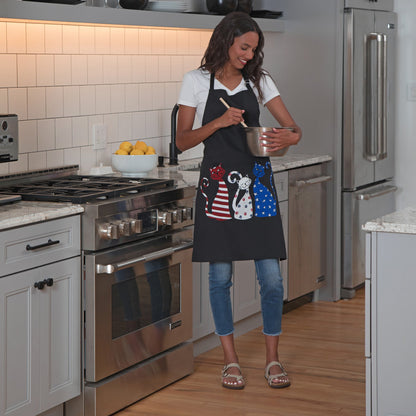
[111,259,181,339]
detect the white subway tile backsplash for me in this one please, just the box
[9,153,28,173]
[131,111,146,140]
[79,26,95,55]
[95,85,111,114]
[139,83,152,111]
[0,23,7,53]
[176,31,189,56]
[71,55,88,85]
[72,116,89,147]
[145,110,162,138]
[63,86,80,117]
[7,22,26,54]
[26,24,45,54]
[17,55,36,87]
[145,56,158,83]
[56,118,73,149]
[125,28,139,55]
[171,56,184,82]
[102,55,118,84]
[63,147,81,167]
[151,83,164,110]
[125,84,139,112]
[79,146,97,174]
[110,27,125,55]
[87,55,104,85]
[138,29,152,55]
[164,30,176,55]
[95,26,111,55]
[0,89,8,113]
[79,85,96,115]
[131,55,146,83]
[55,55,72,86]
[151,30,165,55]
[118,112,132,141]
[8,88,28,120]
[0,55,17,88]
[118,55,132,84]
[37,119,55,151]
[36,55,55,86]
[110,84,125,113]
[184,55,200,74]
[46,86,64,118]
[164,82,178,109]
[27,87,46,120]
[19,120,38,153]
[103,113,118,142]
[29,151,47,171]
[46,149,64,168]
[189,31,201,55]
[45,24,62,54]
[158,56,171,82]
[87,115,104,145]
[62,25,79,54]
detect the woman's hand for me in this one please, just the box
[260,126,301,152]
[217,107,246,128]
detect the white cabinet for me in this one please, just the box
[0,216,81,416]
[345,0,394,11]
[365,229,416,416]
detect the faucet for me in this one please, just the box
[169,104,182,165]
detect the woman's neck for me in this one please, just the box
[216,64,243,90]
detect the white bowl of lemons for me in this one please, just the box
[112,140,158,177]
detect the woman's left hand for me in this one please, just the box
[260,126,301,153]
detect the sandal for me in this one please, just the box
[221,363,245,390]
[264,361,291,389]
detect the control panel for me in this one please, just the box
[0,114,18,163]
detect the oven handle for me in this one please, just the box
[95,240,193,275]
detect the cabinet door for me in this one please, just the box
[38,257,81,412]
[192,262,215,340]
[279,200,288,301]
[0,270,41,416]
[233,260,260,322]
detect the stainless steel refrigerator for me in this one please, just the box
[341,2,397,298]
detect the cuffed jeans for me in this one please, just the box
[208,259,284,337]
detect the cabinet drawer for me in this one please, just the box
[274,171,288,202]
[0,215,81,277]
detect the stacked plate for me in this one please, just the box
[146,0,188,12]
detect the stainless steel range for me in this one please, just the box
[0,166,195,416]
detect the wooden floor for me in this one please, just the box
[118,288,365,416]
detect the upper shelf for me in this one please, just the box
[1,0,285,32]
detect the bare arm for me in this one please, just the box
[261,96,302,152]
[176,104,246,152]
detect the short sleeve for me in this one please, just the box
[178,71,198,108]
[259,74,280,106]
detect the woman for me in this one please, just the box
[176,12,302,390]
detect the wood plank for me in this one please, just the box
[118,289,365,416]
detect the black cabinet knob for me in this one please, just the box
[45,278,54,287]
[34,281,45,290]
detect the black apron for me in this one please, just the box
[192,73,286,263]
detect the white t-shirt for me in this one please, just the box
[177,68,280,124]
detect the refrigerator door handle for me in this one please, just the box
[365,32,387,162]
[355,185,397,201]
[295,175,332,188]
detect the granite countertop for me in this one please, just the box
[0,201,84,231]
[362,207,416,235]
[153,153,333,188]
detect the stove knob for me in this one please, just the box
[130,219,143,234]
[181,207,192,221]
[158,211,173,226]
[118,221,131,236]
[171,209,183,223]
[98,223,119,240]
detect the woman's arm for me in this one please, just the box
[259,96,302,152]
[176,104,246,152]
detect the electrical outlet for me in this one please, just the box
[93,124,107,150]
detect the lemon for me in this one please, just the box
[130,148,145,155]
[145,146,156,155]
[134,140,148,153]
[119,141,133,153]
[115,149,129,155]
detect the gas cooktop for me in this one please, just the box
[0,174,174,204]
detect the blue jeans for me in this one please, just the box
[208,259,284,336]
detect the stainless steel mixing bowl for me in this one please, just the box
[244,127,293,157]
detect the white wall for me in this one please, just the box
[0,21,210,174]
[394,0,416,209]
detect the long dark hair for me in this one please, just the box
[200,11,268,102]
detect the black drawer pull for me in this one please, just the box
[26,238,60,251]
[34,278,54,290]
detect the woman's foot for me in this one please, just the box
[221,363,245,390]
[264,361,290,388]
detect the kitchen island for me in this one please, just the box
[363,207,416,416]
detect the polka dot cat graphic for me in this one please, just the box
[228,171,253,220]
[252,161,277,217]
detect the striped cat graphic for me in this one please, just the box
[200,164,232,221]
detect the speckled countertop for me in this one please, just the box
[0,201,84,231]
[363,207,416,235]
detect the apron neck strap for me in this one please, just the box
[210,72,251,91]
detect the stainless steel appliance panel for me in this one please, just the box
[341,182,396,296]
[84,228,193,382]
[288,164,331,301]
[342,9,396,190]
[345,0,394,11]
[0,114,18,163]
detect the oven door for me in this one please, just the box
[84,228,193,383]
